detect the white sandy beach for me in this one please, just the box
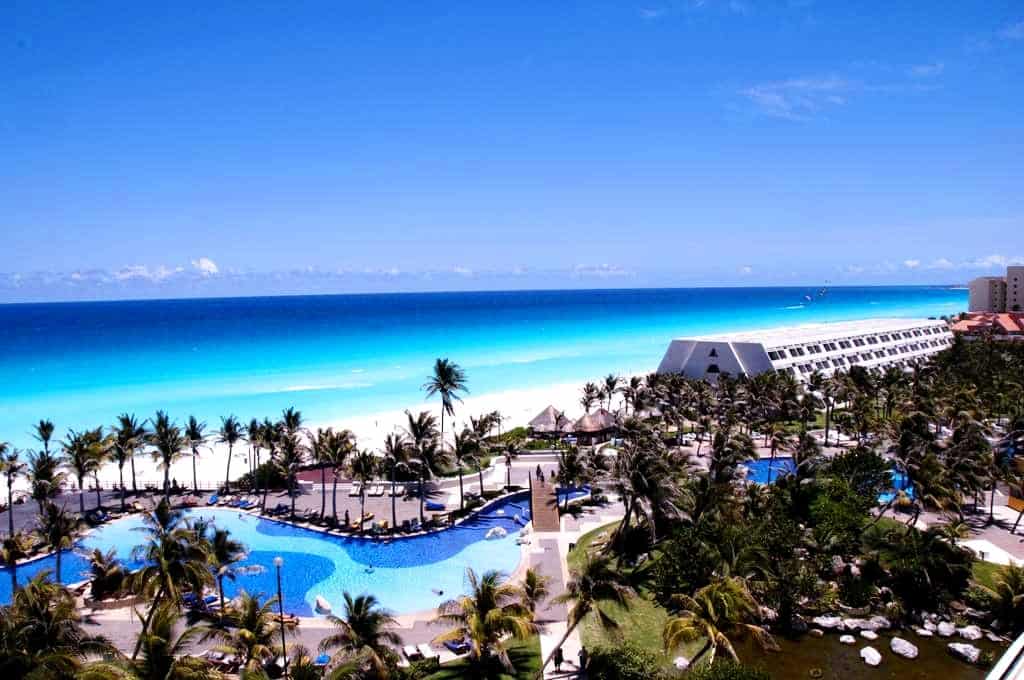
[73,379,597,491]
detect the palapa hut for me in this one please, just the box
[571,408,618,445]
[528,405,572,438]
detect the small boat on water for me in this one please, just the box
[315,595,332,614]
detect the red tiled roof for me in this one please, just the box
[953,312,1024,335]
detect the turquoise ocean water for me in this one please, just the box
[0,286,966,449]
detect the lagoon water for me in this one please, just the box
[0,286,965,450]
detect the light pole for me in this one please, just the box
[274,556,288,678]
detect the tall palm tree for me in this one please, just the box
[84,547,126,600]
[519,567,552,616]
[183,416,207,495]
[247,418,262,497]
[218,415,243,493]
[349,450,377,534]
[26,449,64,517]
[602,373,621,411]
[323,428,355,526]
[1,444,26,537]
[207,527,258,616]
[62,428,104,514]
[310,427,331,521]
[147,412,187,503]
[0,570,113,678]
[422,358,468,446]
[276,432,306,519]
[129,500,212,660]
[281,406,303,436]
[663,576,778,667]
[259,418,282,511]
[36,502,80,584]
[202,590,281,673]
[112,414,147,510]
[32,419,55,456]
[382,432,407,530]
[0,533,28,594]
[535,555,633,679]
[404,410,447,524]
[434,569,538,676]
[320,592,402,676]
[580,382,600,414]
[765,422,792,485]
[451,429,479,510]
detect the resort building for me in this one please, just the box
[656,318,953,383]
[969,266,1024,312]
[950,312,1024,341]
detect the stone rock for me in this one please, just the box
[673,656,690,671]
[924,622,937,632]
[759,606,778,622]
[840,635,856,645]
[812,615,842,630]
[860,630,879,641]
[831,555,845,575]
[986,632,1004,643]
[868,615,891,630]
[914,628,934,638]
[937,622,956,637]
[958,625,983,641]
[860,646,883,666]
[841,618,868,631]
[890,637,919,659]
[948,643,981,665]
[809,628,824,638]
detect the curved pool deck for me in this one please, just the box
[0,492,539,615]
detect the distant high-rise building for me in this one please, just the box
[969,266,1023,312]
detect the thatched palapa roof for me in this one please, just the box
[528,405,572,434]
[572,408,618,434]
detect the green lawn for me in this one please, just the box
[972,560,1006,590]
[566,521,702,666]
[424,636,541,680]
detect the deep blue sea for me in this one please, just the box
[0,286,965,450]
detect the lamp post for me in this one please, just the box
[274,556,288,678]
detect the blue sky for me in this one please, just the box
[2,1,1022,301]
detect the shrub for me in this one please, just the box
[652,525,718,604]
[588,642,667,680]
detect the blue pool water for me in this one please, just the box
[744,457,913,502]
[0,494,531,614]
[0,286,964,452]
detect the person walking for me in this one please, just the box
[553,646,564,672]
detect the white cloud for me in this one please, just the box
[903,259,921,269]
[925,257,954,270]
[843,264,866,275]
[738,265,753,275]
[908,62,944,78]
[191,257,220,276]
[451,265,474,276]
[113,264,182,282]
[740,75,850,120]
[639,7,666,19]
[964,254,1024,269]
[1000,21,1024,40]
[572,263,632,278]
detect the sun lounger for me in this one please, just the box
[206,495,219,506]
[349,512,375,529]
[348,483,361,497]
[425,501,445,512]
[368,483,386,497]
[314,653,331,667]
[389,483,405,497]
[417,644,438,661]
[443,639,471,655]
[403,645,423,661]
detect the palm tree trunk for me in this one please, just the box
[320,465,327,520]
[290,475,296,519]
[391,466,397,530]
[193,446,199,493]
[164,465,170,503]
[990,482,997,524]
[224,443,232,493]
[119,465,126,512]
[768,446,777,484]
[218,574,226,621]
[478,466,485,497]
[824,403,832,446]
[94,471,102,509]
[458,469,464,510]
[78,475,85,514]
[332,474,339,525]
[359,491,366,535]
[8,562,15,595]
[132,583,165,660]
[419,474,425,524]
[7,480,14,537]
[535,616,582,679]
[56,549,62,584]
[130,454,138,495]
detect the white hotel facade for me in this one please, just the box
[657,318,953,383]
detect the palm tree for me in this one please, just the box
[218,415,243,493]
[259,418,282,511]
[148,411,187,503]
[602,373,621,411]
[382,432,407,530]
[452,429,479,510]
[247,418,262,497]
[519,567,552,616]
[0,533,28,594]
[62,427,104,514]
[978,564,1024,635]
[281,406,303,436]
[182,416,207,495]
[320,593,402,676]
[36,502,80,584]
[1,444,26,536]
[581,382,601,413]
[423,358,468,447]
[129,500,212,660]
[32,419,55,456]
[324,428,356,526]
[663,576,778,667]
[350,450,377,534]
[112,414,147,510]
[276,433,307,519]
[434,568,538,676]
[208,527,259,616]
[404,410,447,524]
[26,449,64,516]
[203,590,282,672]
[535,555,633,679]
[765,422,793,484]
[84,546,126,600]
[0,570,112,678]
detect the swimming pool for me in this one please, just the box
[743,457,913,502]
[0,493,533,615]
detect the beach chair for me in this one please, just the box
[417,644,438,661]
[389,482,405,497]
[403,645,423,661]
[369,483,386,497]
[348,483,361,497]
[443,638,471,655]
[206,494,219,506]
